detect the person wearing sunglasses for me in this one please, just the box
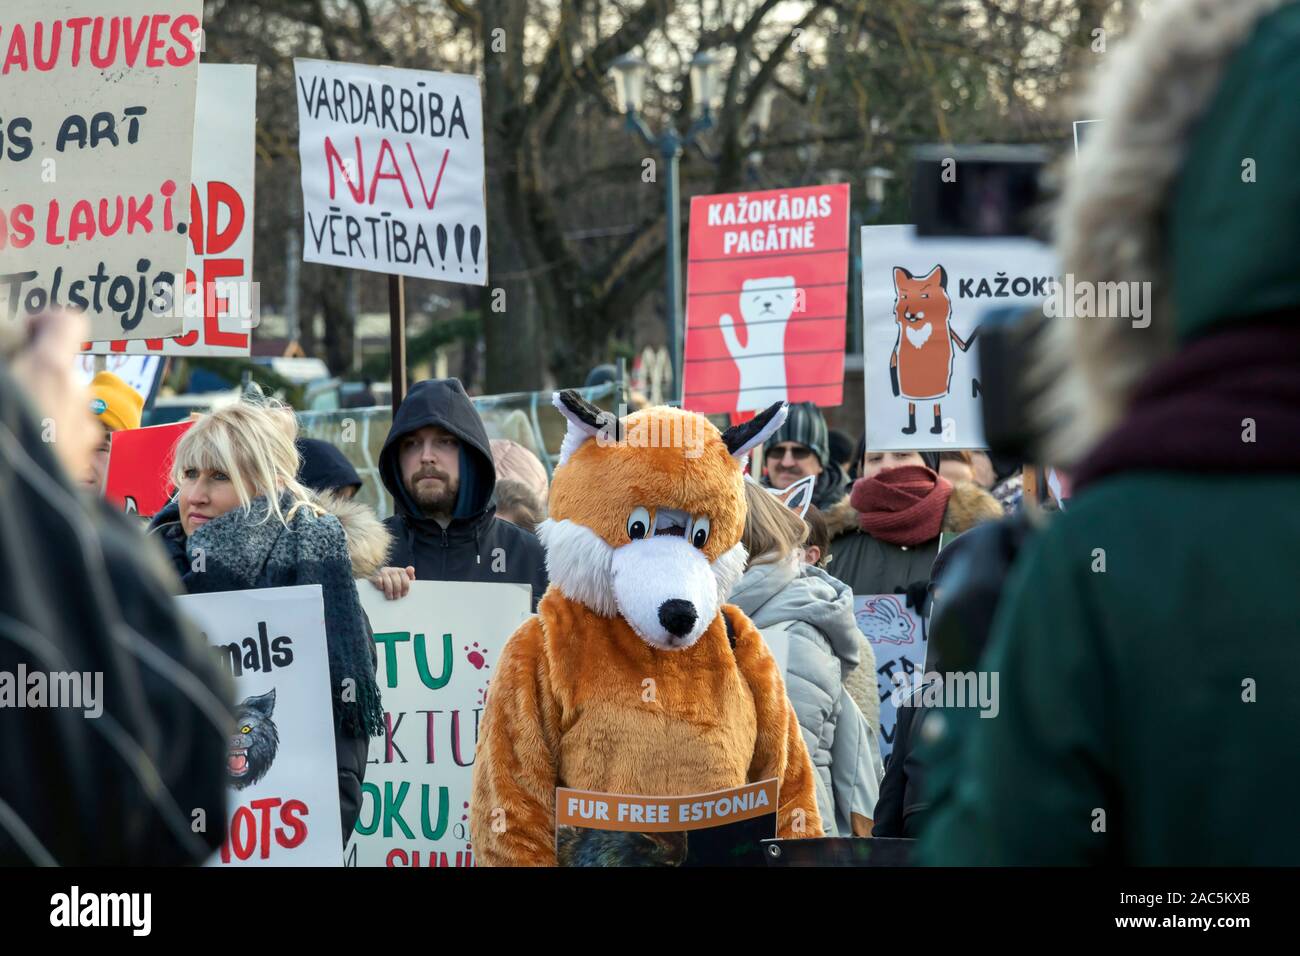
[759,401,849,511]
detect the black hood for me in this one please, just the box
[297,437,362,495]
[379,379,496,523]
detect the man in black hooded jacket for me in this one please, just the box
[371,379,548,607]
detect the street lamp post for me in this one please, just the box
[611,51,721,404]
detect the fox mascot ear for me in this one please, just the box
[553,390,623,466]
[720,401,788,460]
[768,473,815,518]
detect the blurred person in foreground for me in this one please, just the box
[922,0,1300,864]
[0,311,232,865]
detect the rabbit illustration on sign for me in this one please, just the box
[719,276,799,411]
[855,595,918,646]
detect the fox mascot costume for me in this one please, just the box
[470,391,822,865]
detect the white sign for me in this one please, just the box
[0,1,203,341]
[178,585,344,867]
[1073,120,1101,156]
[293,59,487,285]
[84,63,258,356]
[349,580,531,867]
[74,353,162,405]
[860,224,1057,451]
[853,593,926,763]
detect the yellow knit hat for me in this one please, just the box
[88,371,144,432]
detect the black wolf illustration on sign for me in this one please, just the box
[228,689,279,790]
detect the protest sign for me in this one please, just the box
[860,224,1057,451]
[293,59,487,285]
[104,419,193,516]
[177,585,344,866]
[1046,466,1071,508]
[84,62,258,356]
[0,1,203,341]
[349,580,531,867]
[854,593,926,762]
[74,352,163,406]
[555,779,778,867]
[683,184,850,414]
[1073,119,1101,156]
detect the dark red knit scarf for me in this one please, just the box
[850,465,953,546]
[1073,317,1300,491]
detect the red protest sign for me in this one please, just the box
[682,184,850,414]
[105,420,195,517]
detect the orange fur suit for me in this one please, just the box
[470,392,823,865]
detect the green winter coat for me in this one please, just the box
[920,0,1300,865]
[919,475,1300,864]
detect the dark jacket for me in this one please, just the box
[0,364,233,865]
[149,488,390,844]
[872,517,1033,838]
[379,379,548,607]
[872,703,928,838]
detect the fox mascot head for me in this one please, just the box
[538,390,787,650]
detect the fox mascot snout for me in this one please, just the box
[470,391,823,865]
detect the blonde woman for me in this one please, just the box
[728,480,882,838]
[148,398,391,843]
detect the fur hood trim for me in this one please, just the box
[308,489,392,579]
[940,481,1003,534]
[823,496,859,538]
[1035,0,1288,465]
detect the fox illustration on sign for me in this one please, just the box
[889,265,977,435]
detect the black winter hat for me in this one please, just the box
[770,402,830,465]
[296,437,363,496]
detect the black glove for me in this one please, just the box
[890,363,900,397]
[900,579,932,643]
[900,580,930,614]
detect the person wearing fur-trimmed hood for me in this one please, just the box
[921,0,1300,864]
[823,450,1001,727]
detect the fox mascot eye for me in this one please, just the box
[687,515,710,549]
[627,507,651,540]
